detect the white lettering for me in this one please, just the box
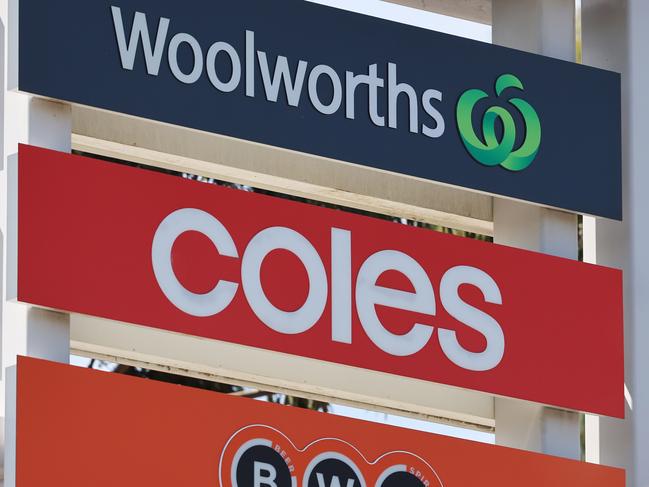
[367,64,386,127]
[331,228,352,344]
[355,250,435,356]
[254,462,278,487]
[309,65,343,115]
[258,53,308,107]
[151,209,505,373]
[317,473,356,487]
[345,64,385,127]
[207,41,242,92]
[388,62,418,133]
[345,64,385,126]
[112,12,448,137]
[422,89,445,138]
[111,6,169,75]
[168,33,203,84]
[345,71,368,121]
[241,227,327,334]
[439,265,505,371]
[246,30,256,97]
[151,208,239,317]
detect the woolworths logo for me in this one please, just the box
[111,7,541,172]
[456,74,541,171]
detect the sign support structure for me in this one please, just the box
[492,0,581,460]
[0,0,72,482]
[16,145,623,417]
[15,356,626,486]
[582,0,648,484]
[0,0,630,484]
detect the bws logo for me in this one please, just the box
[219,425,443,487]
[457,74,541,171]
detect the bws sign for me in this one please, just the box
[18,357,626,486]
[19,0,621,218]
[221,425,441,486]
[17,146,624,416]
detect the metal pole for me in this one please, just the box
[0,1,72,483]
[582,0,648,484]
[491,0,582,460]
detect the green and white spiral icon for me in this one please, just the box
[456,74,541,171]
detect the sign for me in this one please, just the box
[17,357,625,486]
[16,145,624,416]
[18,0,621,218]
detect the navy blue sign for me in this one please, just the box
[19,0,622,219]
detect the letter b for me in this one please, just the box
[254,461,278,487]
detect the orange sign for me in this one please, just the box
[17,357,624,486]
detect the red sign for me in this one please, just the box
[17,357,624,486]
[17,144,624,417]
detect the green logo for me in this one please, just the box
[456,74,541,171]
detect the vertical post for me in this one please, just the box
[1,0,72,484]
[582,0,648,484]
[491,0,582,459]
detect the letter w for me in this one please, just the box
[257,52,307,107]
[316,473,355,487]
[111,6,170,75]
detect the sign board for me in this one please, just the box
[16,145,624,417]
[17,357,625,486]
[18,0,622,219]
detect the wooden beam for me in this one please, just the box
[70,314,496,430]
[72,107,494,235]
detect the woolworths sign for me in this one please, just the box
[19,0,622,218]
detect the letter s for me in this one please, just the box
[438,266,504,371]
[421,89,445,138]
